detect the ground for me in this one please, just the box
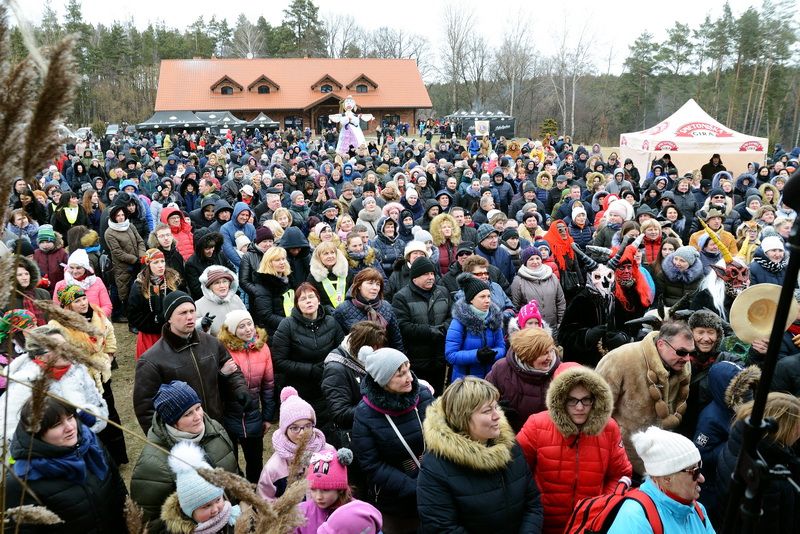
[112,325,274,484]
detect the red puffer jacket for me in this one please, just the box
[160,206,194,260]
[516,366,632,534]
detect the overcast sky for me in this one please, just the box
[18,0,766,76]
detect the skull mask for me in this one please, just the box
[589,264,615,297]
[711,259,750,297]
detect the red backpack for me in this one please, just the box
[563,480,706,534]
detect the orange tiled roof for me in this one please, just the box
[155,58,432,112]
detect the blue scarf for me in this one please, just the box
[14,422,109,483]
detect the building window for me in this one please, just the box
[257,85,270,94]
[356,84,368,93]
[221,86,233,95]
[320,84,333,93]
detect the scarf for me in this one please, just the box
[165,424,206,444]
[63,206,79,224]
[244,337,258,351]
[108,219,130,231]
[14,423,109,483]
[788,323,800,336]
[542,219,575,271]
[194,501,241,534]
[352,295,388,328]
[272,427,327,461]
[33,358,71,380]
[754,255,788,274]
[348,250,366,262]
[63,269,97,291]
[470,305,489,320]
[518,264,553,281]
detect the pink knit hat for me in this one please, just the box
[306,448,353,490]
[279,386,316,434]
[517,300,543,329]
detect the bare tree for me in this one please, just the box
[494,19,534,117]
[322,12,360,58]
[440,2,474,110]
[462,38,491,108]
[548,22,594,137]
[231,14,263,58]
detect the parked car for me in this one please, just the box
[105,123,120,138]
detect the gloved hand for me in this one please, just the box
[476,346,497,365]
[237,391,258,412]
[200,312,216,332]
[604,331,630,350]
[585,325,607,347]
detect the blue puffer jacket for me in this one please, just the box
[445,299,506,381]
[748,249,787,285]
[333,295,404,352]
[568,221,594,250]
[220,202,256,269]
[607,478,714,534]
[371,220,405,275]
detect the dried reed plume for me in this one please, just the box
[124,496,147,534]
[3,504,63,526]
[287,430,311,484]
[24,368,53,435]
[23,328,108,376]
[32,298,104,337]
[0,254,15,310]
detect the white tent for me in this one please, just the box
[619,99,768,183]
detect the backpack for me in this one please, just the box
[563,480,706,534]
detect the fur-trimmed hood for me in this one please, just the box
[724,364,760,410]
[14,255,41,289]
[758,183,780,207]
[536,171,553,190]
[422,397,516,472]
[660,252,705,284]
[309,248,349,282]
[217,325,268,352]
[429,213,461,246]
[546,366,613,437]
[452,299,502,333]
[344,246,378,269]
[160,493,196,534]
[198,265,240,303]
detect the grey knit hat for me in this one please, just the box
[476,223,499,243]
[361,346,410,387]
[672,246,700,267]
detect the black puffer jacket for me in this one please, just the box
[392,283,451,389]
[333,295,404,352]
[351,374,433,517]
[417,400,543,533]
[271,305,344,428]
[253,271,290,335]
[184,230,234,300]
[321,339,365,430]
[280,226,311,288]
[4,422,127,534]
[238,242,264,300]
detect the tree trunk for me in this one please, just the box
[727,55,742,126]
[743,62,759,132]
[712,61,722,116]
[753,61,771,134]
[570,74,577,137]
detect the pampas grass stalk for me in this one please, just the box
[23,328,107,376]
[30,298,103,337]
[3,504,62,526]
[124,496,147,534]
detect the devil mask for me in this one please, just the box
[711,259,750,297]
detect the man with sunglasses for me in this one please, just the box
[596,321,694,478]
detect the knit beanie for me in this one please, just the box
[404,240,429,260]
[154,380,202,426]
[409,256,435,280]
[413,228,433,244]
[606,199,629,219]
[672,246,700,266]
[517,300,543,328]
[746,194,762,206]
[361,346,410,387]
[57,285,85,308]
[306,448,353,490]
[36,225,55,244]
[234,230,251,250]
[708,187,725,198]
[255,226,274,244]
[67,248,93,273]
[0,309,35,345]
[143,248,165,264]
[533,240,551,254]
[204,267,234,287]
[572,204,587,220]
[698,234,712,251]
[223,309,252,335]
[279,386,316,434]
[520,246,541,266]
[318,500,383,534]
[457,272,490,303]
[162,291,194,321]
[631,426,700,476]
[760,235,784,253]
[501,228,519,241]
[290,190,304,203]
[168,441,224,517]
[476,223,498,243]
[688,309,724,339]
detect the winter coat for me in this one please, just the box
[280,227,312,288]
[33,240,68,296]
[371,230,405,275]
[220,202,256,269]
[445,299,507,381]
[127,275,182,336]
[344,247,386,287]
[189,196,218,229]
[517,366,632,534]
[129,413,237,527]
[253,271,291,336]
[417,400,544,534]
[509,265,566,332]
[184,230,234,300]
[392,283,451,389]
[607,478,714,534]
[351,374,433,517]
[322,337,367,433]
[749,250,787,285]
[104,221,145,301]
[595,331,691,475]
[475,244,516,283]
[486,353,559,433]
[357,206,383,239]
[194,266,247,336]
[160,206,194,260]
[50,205,89,237]
[133,325,250,433]
[773,352,800,395]
[333,295,404,351]
[271,306,344,428]
[4,423,127,534]
[568,220,594,250]
[218,327,275,438]
[159,493,236,534]
[0,356,108,444]
[655,254,705,307]
[237,243,264,300]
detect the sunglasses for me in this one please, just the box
[682,461,703,481]
[661,338,697,358]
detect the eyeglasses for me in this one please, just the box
[472,270,490,278]
[288,423,314,434]
[566,396,595,407]
[682,461,703,481]
[661,338,697,358]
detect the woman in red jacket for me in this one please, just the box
[160,206,194,260]
[517,365,632,534]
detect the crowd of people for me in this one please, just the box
[1,126,799,533]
